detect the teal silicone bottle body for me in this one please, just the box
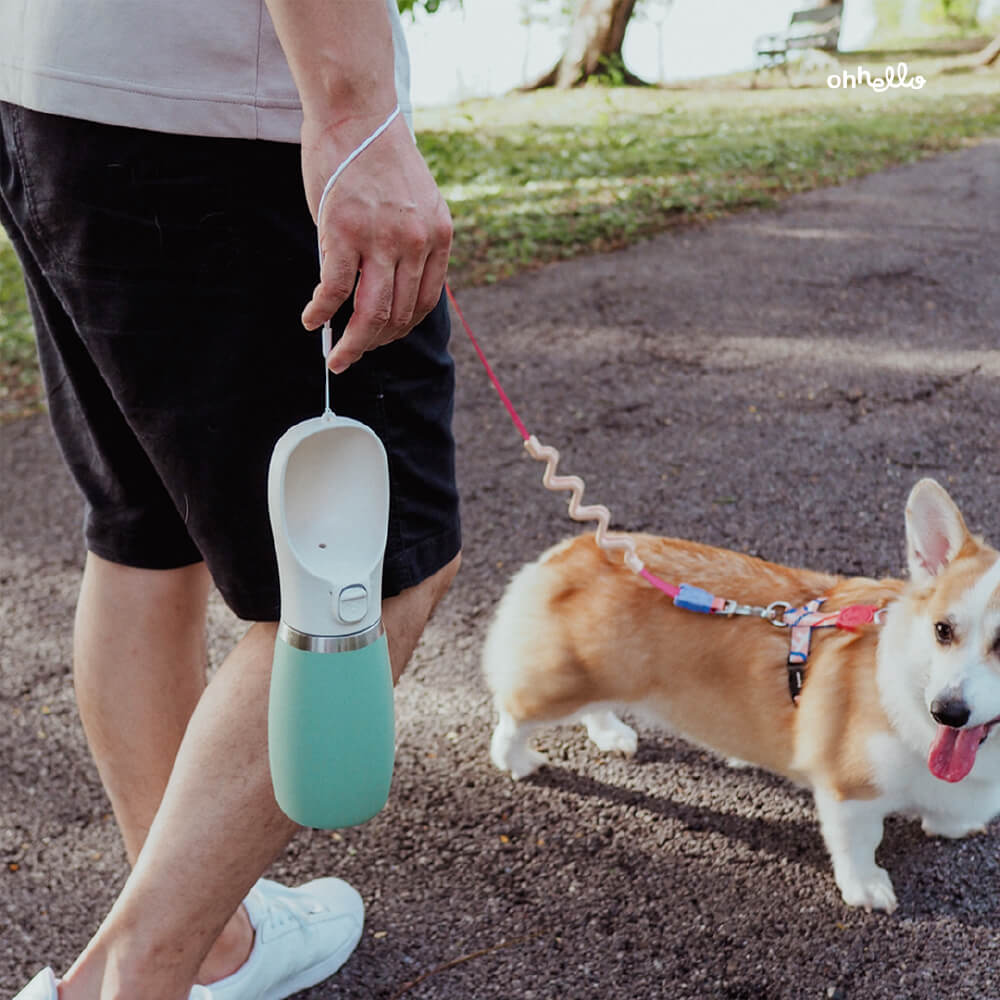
[269,631,393,828]
[266,414,394,829]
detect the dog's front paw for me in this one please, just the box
[836,866,898,913]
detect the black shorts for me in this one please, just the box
[0,103,461,621]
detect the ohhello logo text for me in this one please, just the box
[827,63,927,92]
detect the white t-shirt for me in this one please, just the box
[0,0,411,142]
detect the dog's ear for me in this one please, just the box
[905,479,970,585]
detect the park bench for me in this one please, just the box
[753,4,843,82]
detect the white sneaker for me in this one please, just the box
[12,969,57,1000]
[208,878,364,1000]
[12,967,212,998]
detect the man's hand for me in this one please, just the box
[300,111,452,374]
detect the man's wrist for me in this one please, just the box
[299,101,407,172]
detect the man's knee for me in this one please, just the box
[429,550,462,597]
[404,550,461,610]
[81,552,212,602]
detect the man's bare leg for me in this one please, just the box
[73,556,213,867]
[60,551,460,999]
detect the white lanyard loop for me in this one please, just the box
[315,103,401,413]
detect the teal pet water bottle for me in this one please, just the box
[267,412,394,829]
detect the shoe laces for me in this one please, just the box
[257,889,327,937]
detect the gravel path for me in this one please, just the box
[3,139,999,1000]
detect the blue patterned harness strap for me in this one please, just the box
[783,598,839,704]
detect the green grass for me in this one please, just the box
[418,57,1000,286]
[2,44,999,409]
[0,228,40,418]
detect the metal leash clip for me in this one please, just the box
[715,599,791,623]
[763,601,792,627]
[717,599,760,617]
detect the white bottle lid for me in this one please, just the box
[268,414,389,638]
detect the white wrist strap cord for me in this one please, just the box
[315,103,401,416]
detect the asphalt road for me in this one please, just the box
[3,138,1000,1000]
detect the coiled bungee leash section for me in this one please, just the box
[444,284,784,622]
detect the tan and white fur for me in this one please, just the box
[484,479,1000,912]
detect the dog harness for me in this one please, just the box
[653,586,887,704]
[645,583,886,704]
[782,599,885,704]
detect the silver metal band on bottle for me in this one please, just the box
[278,619,385,654]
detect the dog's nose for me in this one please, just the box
[930,698,971,728]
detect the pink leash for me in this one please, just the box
[445,284,886,638]
[447,282,688,604]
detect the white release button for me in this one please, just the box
[337,585,368,625]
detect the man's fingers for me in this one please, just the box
[385,256,423,342]
[326,259,394,374]
[301,247,360,331]
[413,243,450,328]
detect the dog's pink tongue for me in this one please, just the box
[928,724,987,782]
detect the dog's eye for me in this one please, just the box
[934,621,954,645]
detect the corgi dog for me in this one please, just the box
[484,479,1000,912]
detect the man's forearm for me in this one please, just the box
[266,0,451,368]
[265,0,398,125]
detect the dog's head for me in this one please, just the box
[903,479,1000,782]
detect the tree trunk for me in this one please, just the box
[974,31,1000,67]
[522,0,646,90]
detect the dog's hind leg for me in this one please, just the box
[582,710,638,756]
[490,707,548,779]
